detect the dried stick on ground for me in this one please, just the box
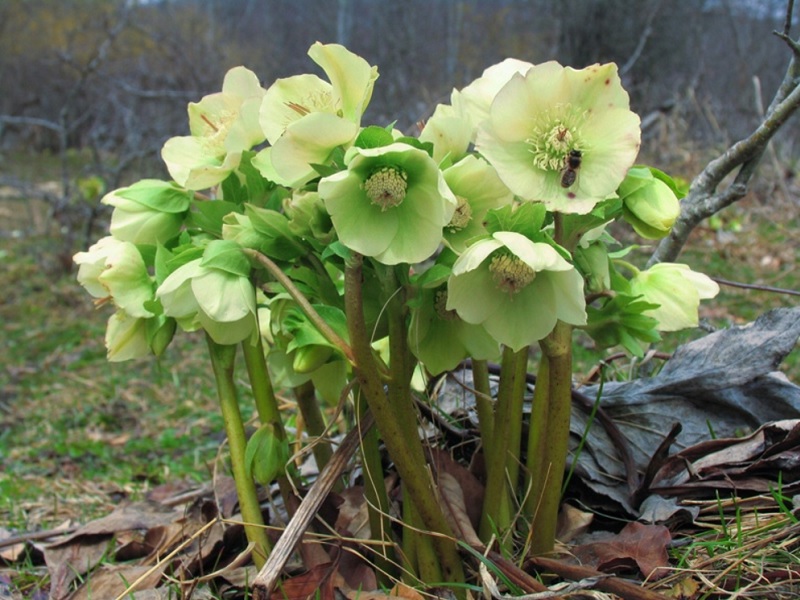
[647,3,800,266]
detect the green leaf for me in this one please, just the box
[245,204,307,260]
[393,136,434,157]
[200,239,251,276]
[484,202,547,239]
[117,179,192,213]
[355,125,395,149]
[188,200,241,236]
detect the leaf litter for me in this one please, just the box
[2,308,800,598]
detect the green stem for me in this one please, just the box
[471,359,495,452]
[294,380,336,483]
[241,335,296,515]
[523,353,550,549]
[528,321,573,555]
[241,335,281,425]
[479,345,528,545]
[206,335,271,567]
[406,489,443,584]
[344,254,464,589]
[357,393,397,585]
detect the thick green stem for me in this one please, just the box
[406,489,443,584]
[357,393,397,585]
[523,354,550,530]
[344,254,464,589]
[471,359,495,451]
[294,380,335,478]
[528,321,573,555]
[479,345,528,545]
[206,335,271,567]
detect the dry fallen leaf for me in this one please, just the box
[572,521,672,580]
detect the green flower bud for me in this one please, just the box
[292,344,334,374]
[619,168,680,239]
[245,422,289,485]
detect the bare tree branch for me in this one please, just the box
[647,21,800,266]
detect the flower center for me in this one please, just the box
[526,107,586,172]
[434,290,459,321]
[489,253,535,295]
[447,196,473,232]
[363,166,408,211]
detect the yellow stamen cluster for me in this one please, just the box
[434,290,459,321]
[447,196,473,232]
[363,166,408,211]
[489,253,536,295]
[525,107,586,172]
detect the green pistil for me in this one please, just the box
[447,196,473,232]
[489,253,535,295]
[363,166,408,211]
[434,290,459,321]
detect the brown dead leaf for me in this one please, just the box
[270,562,338,600]
[437,471,482,547]
[572,521,672,580]
[48,502,181,548]
[334,486,371,539]
[427,447,484,530]
[388,582,425,600]
[65,564,164,600]
[556,503,594,544]
[44,535,110,600]
[665,576,700,599]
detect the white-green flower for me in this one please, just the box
[476,61,641,214]
[103,180,191,244]
[105,310,149,362]
[162,66,266,190]
[628,263,719,331]
[442,155,514,252]
[419,59,533,165]
[409,284,500,375]
[254,43,378,187]
[452,58,535,136]
[319,143,456,265]
[447,232,586,351]
[419,102,473,165]
[156,258,257,344]
[73,236,154,319]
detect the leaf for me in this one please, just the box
[189,200,240,236]
[484,202,546,239]
[200,239,251,276]
[355,125,395,149]
[572,521,672,580]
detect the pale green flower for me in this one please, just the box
[162,66,266,190]
[103,180,191,244]
[409,284,500,375]
[318,143,456,265]
[476,62,641,214]
[254,43,378,187]
[628,263,719,331]
[73,236,154,319]
[156,258,257,344]
[447,232,586,351]
[442,155,514,253]
[420,59,533,165]
[618,167,680,239]
[105,310,149,362]
[419,102,473,165]
[452,58,534,136]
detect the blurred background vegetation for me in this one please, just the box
[1,0,798,530]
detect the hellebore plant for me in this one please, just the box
[76,42,719,589]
